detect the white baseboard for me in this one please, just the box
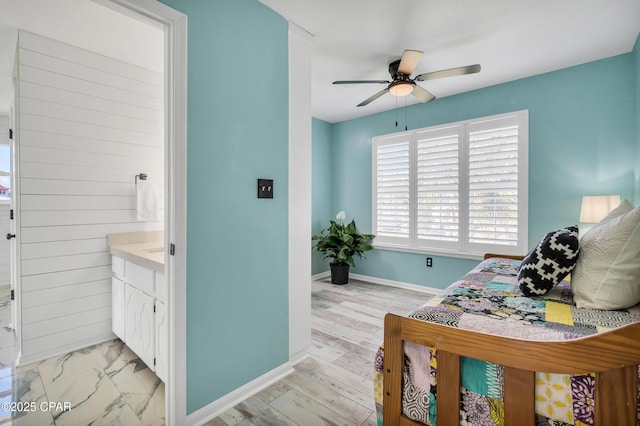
[289,347,310,366]
[16,333,116,366]
[187,362,294,426]
[311,271,330,280]
[312,270,441,295]
[349,273,442,295]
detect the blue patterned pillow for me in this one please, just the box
[518,226,579,296]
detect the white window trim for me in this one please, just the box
[372,110,528,258]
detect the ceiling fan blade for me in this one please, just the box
[415,64,481,81]
[333,80,389,84]
[357,88,389,107]
[412,85,435,103]
[398,50,423,75]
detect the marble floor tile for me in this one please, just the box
[0,284,166,425]
[90,340,136,374]
[44,367,122,426]
[109,360,164,425]
[38,347,105,385]
[0,355,16,382]
[0,408,55,425]
[0,367,53,425]
[84,399,143,426]
[138,382,165,426]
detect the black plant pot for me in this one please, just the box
[330,263,350,285]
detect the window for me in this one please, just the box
[372,111,528,258]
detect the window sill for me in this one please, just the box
[373,243,485,261]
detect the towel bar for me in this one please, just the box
[135,173,148,184]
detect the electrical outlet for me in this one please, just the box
[426,257,433,267]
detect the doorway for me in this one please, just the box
[0,0,187,424]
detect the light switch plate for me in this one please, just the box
[258,179,274,199]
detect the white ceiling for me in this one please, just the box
[0,1,638,123]
[0,0,163,115]
[260,0,640,123]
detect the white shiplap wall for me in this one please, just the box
[17,31,164,363]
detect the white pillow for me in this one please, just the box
[572,200,640,310]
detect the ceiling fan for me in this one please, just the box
[333,50,481,107]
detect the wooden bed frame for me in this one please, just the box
[382,255,640,426]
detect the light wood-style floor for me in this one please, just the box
[206,277,434,426]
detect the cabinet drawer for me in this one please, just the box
[125,261,155,295]
[112,256,125,279]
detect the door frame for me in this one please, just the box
[96,1,187,424]
[8,75,20,355]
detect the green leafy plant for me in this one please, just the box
[312,211,375,267]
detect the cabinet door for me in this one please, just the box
[155,301,168,382]
[124,284,155,370]
[136,289,156,370]
[112,277,125,340]
[124,284,138,350]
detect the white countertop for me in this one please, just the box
[108,231,164,272]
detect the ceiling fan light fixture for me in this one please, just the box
[333,50,480,107]
[388,80,414,97]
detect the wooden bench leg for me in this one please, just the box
[384,314,403,426]
[595,366,637,426]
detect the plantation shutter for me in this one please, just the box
[373,136,411,243]
[415,128,461,250]
[371,110,527,257]
[467,117,520,249]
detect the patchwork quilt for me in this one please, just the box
[373,257,640,426]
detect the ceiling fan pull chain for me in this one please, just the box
[405,97,408,131]
[395,96,398,127]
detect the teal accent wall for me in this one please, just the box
[159,0,289,414]
[312,118,333,274]
[316,53,636,289]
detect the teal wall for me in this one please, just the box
[317,53,637,289]
[311,118,333,274]
[159,0,289,414]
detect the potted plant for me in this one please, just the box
[312,211,375,285]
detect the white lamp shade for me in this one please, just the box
[579,195,621,223]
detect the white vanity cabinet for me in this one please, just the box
[111,255,168,382]
[112,277,126,339]
[154,300,168,383]
[125,284,155,367]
